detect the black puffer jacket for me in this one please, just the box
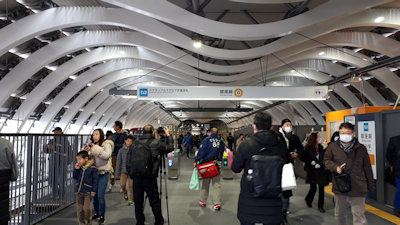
[127,133,174,178]
[231,130,286,224]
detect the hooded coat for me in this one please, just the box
[231,130,286,224]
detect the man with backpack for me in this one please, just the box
[195,127,225,211]
[231,112,286,225]
[126,125,174,225]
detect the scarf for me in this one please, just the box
[279,127,291,149]
[82,160,94,170]
[339,138,356,154]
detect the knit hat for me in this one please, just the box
[281,119,291,127]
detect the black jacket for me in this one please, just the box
[387,135,400,178]
[128,133,174,177]
[303,145,329,185]
[231,130,285,224]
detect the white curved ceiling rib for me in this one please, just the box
[32,69,180,133]
[2,6,400,65]
[14,42,396,132]
[230,0,304,3]
[82,98,124,134]
[7,30,396,117]
[242,61,388,106]
[300,101,325,125]
[16,59,192,132]
[103,0,388,40]
[68,94,114,133]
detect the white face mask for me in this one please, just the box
[340,134,353,143]
[284,126,292,133]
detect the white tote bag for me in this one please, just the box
[281,163,297,191]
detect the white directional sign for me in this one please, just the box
[137,86,328,101]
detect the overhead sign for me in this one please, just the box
[357,121,376,179]
[137,86,328,100]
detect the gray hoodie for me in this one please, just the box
[115,144,129,177]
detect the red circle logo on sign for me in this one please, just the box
[234,88,243,97]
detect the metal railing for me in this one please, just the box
[1,134,91,225]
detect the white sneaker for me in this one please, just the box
[107,184,114,193]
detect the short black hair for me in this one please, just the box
[125,135,134,141]
[206,129,211,133]
[114,121,123,129]
[281,119,292,127]
[77,151,89,159]
[254,112,272,131]
[239,133,244,137]
[339,122,355,131]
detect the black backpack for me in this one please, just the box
[249,147,284,198]
[127,139,153,177]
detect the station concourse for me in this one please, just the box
[1,0,400,225]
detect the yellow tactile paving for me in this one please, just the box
[324,183,400,224]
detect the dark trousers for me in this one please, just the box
[305,183,325,209]
[241,223,280,225]
[133,177,163,225]
[0,170,11,224]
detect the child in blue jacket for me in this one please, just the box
[73,151,98,225]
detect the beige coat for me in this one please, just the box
[90,140,114,175]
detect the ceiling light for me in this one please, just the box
[20,96,27,100]
[119,50,126,55]
[138,69,144,73]
[343,83,350,87]
[351,75,362,83]
[193,40,202,48]
[122,96,137,99]
[64,105,69,108]
[87,83,92,87]
[92,111,95,114]
[79,108,84,112]
[10,93,16,97]
[318,51,325,56]
[69,75,77,80]
[290,70,295,73]
[100,89,104,92]
[332,60,337,64]
[44,101,51,105]
[374,16,384,23]
[353,48,363,52]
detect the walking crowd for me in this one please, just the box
[4,111,399,225]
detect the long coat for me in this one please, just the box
[386,135,400,178]
[231,130,286,224]
[303,145,329,185]
[324,139,374,197]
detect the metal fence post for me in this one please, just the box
[23,135,33,225]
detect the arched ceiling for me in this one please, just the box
[0,0,399,133]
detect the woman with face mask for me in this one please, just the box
[303,132,330,213]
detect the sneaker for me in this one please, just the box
[129,200,134,206]
[213,204,221,211]
[92,214,100,221]
[107,184,114,193]
[198,200,206,207]
[99,217,105,224]
[124,194,128,200]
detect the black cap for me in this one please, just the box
[52,127,62,132]
[281,119,291,127]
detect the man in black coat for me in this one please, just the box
[127,125,174,225]
[277,118,304,221]
[386,135,400,216]
[231,112,286,225]
[0,138,19,224]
